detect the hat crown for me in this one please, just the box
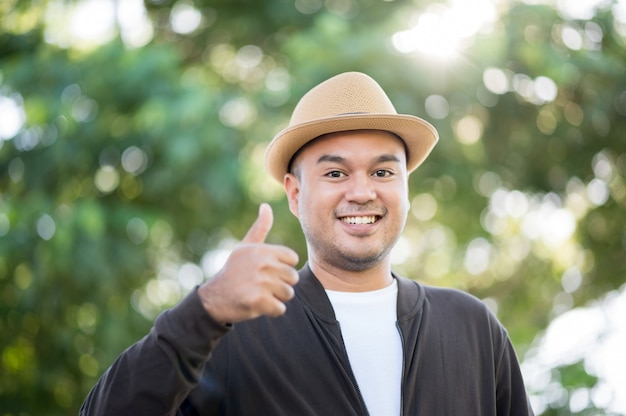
[289,72,398,126]
[264,71,438,183]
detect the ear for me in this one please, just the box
[284,173,300,218]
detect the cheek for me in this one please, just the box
[396,196,410,224]
[298,188,331,224]
[294,188,315,221]
[398,182,410,212]
[385,188,410,227]
[385,184,410,211]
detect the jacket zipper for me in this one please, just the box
[396,321,406,416]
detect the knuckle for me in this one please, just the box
[267,302,287,317]
[284,284,295,299]
[247,290,266,309]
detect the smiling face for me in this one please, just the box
[284,130,410,274]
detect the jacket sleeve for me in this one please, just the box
[494,324,535,416]
[80,287,231,416]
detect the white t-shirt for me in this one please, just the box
[326,280,402,416]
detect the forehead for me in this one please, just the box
[292,130,407,166]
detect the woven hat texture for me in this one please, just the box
[264,72,439,182]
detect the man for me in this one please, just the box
[81,72,534,415]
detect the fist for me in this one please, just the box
[198,203,299,324]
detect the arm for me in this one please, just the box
[80,204,299,416]
[495,328,535,416]
[80,289,229,416]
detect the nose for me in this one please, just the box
[345,172,376,203]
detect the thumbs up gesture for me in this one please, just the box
[198,203,300,324]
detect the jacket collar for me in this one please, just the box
[296,262,425,322]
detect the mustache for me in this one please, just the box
[334,204,387,217]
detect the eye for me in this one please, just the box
[373,169,392,178]
[325,170,346,178]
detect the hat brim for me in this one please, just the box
[265,113,439,182]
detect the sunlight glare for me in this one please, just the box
[118,0,154,48]
[556,0,611,20]
[0,95,26,140]
[200,238,237,278]
[464,237,492,275]
[392,0,498,60]
[483,68,510,95]
[72,1,115,43]
[523,285,626,414]
[454,115,483,145]
[171,2,203,35]
[45,0,153,50]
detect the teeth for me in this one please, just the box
[342,216,376,225]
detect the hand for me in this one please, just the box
[198,203,300,324]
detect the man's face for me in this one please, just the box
[284,130,410,272]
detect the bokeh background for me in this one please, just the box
[1,0,625,414]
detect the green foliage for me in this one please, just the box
[535,360,605,416]
[0,34,251,414]
[1,0,625,414]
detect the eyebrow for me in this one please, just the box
[316,154,402,165]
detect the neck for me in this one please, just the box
[308,256,393,292]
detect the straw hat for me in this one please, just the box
[264,71,439,182]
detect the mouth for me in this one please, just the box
[340,215,380,225]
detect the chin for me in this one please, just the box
[332,251,388,272]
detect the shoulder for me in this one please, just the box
[423,284,487,311]
[423,283,508,337]
[396,275,498,327]
[396,274,488,312]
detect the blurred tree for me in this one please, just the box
[0,0,624,414]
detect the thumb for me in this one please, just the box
[242,203,274,244]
